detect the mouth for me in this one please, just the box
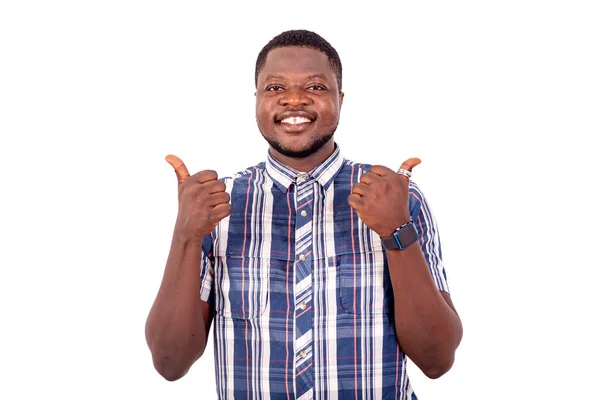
[275,111,316,132]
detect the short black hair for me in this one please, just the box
[255,30,343,91]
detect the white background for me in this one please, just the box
[1,1,599,399]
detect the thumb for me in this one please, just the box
[398,157,421,172]
[397,157,421,181]
[165,154,191,183]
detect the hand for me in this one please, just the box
[165,155,232,244]
[347,158,421,237]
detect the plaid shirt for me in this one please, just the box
[199,145,449,400]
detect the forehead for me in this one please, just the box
[259,46,335,81]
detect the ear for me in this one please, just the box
[339,91,344,107]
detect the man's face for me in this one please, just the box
[255,46,344,159]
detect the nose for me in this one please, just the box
[279,87,311,107]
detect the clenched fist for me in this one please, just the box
[348,158,421,238]
[165,155,232,244]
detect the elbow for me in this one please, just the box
[160,369,184,382]
[153,354,189,382]
[421,323,463,379]
[423,366,449,380]
[422,355,455,379]
[146,328,208,382]
[151,345,207,382]
[161,370,185,382]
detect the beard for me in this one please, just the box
[260,124,338,159]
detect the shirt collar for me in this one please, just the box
[265,144,345,192]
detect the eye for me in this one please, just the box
[308,84,326,91]
[266,85,284,92]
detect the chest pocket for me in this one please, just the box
[214,252,270,320]
[337,250,392,315]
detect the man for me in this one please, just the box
[145,30,462,399]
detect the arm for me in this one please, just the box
[348,160,462,379]
[145,233,214,381]
[386,243,462,378]
[145,155,231,381]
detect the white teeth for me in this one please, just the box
[281,117,311,125]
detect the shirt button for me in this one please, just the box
[299,302,307,310]
[297,174,307,182]
[299,351,307,359]
[299,254,306,261]
[300,210,308,217]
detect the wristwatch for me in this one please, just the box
[381,221,418,250]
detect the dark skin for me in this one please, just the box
[145,45,462,381]
[255,47,343,171]
[348,163,463,378]
[144,159,229,381]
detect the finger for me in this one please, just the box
[187,177,225,193]
[351,182,370,197]
[206,191,231,207]
[347,193,364,210]
[211,203,232,221]
[190,169,219,184]
[369,165,395,177]
[165,155,191,182]
[359,171,383,185]
[398,157,422,172]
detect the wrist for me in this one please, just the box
[173,226,206,248]
[379,220,411,238]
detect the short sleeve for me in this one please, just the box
[200,234,215,304]
[408,181,450,293]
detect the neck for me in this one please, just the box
[269,141,335,172]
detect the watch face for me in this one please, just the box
[382,223,418,250]
[397,223,418,249]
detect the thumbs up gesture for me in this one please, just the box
[165,155,232,244]
[348,158,421,238]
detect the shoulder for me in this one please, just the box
[343,158,372,172]
[343,158,431,206]
[219,161,267,185]
[340,159,425,190]
[333,159,373,181]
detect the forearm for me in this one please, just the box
[387,243,462,378]
[145,233,208,380]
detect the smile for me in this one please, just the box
[274,111,316,132]
[280,116,312,125]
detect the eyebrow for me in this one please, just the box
[263,73,331,81]
[306,74,329,81]
[264,74,285,81]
